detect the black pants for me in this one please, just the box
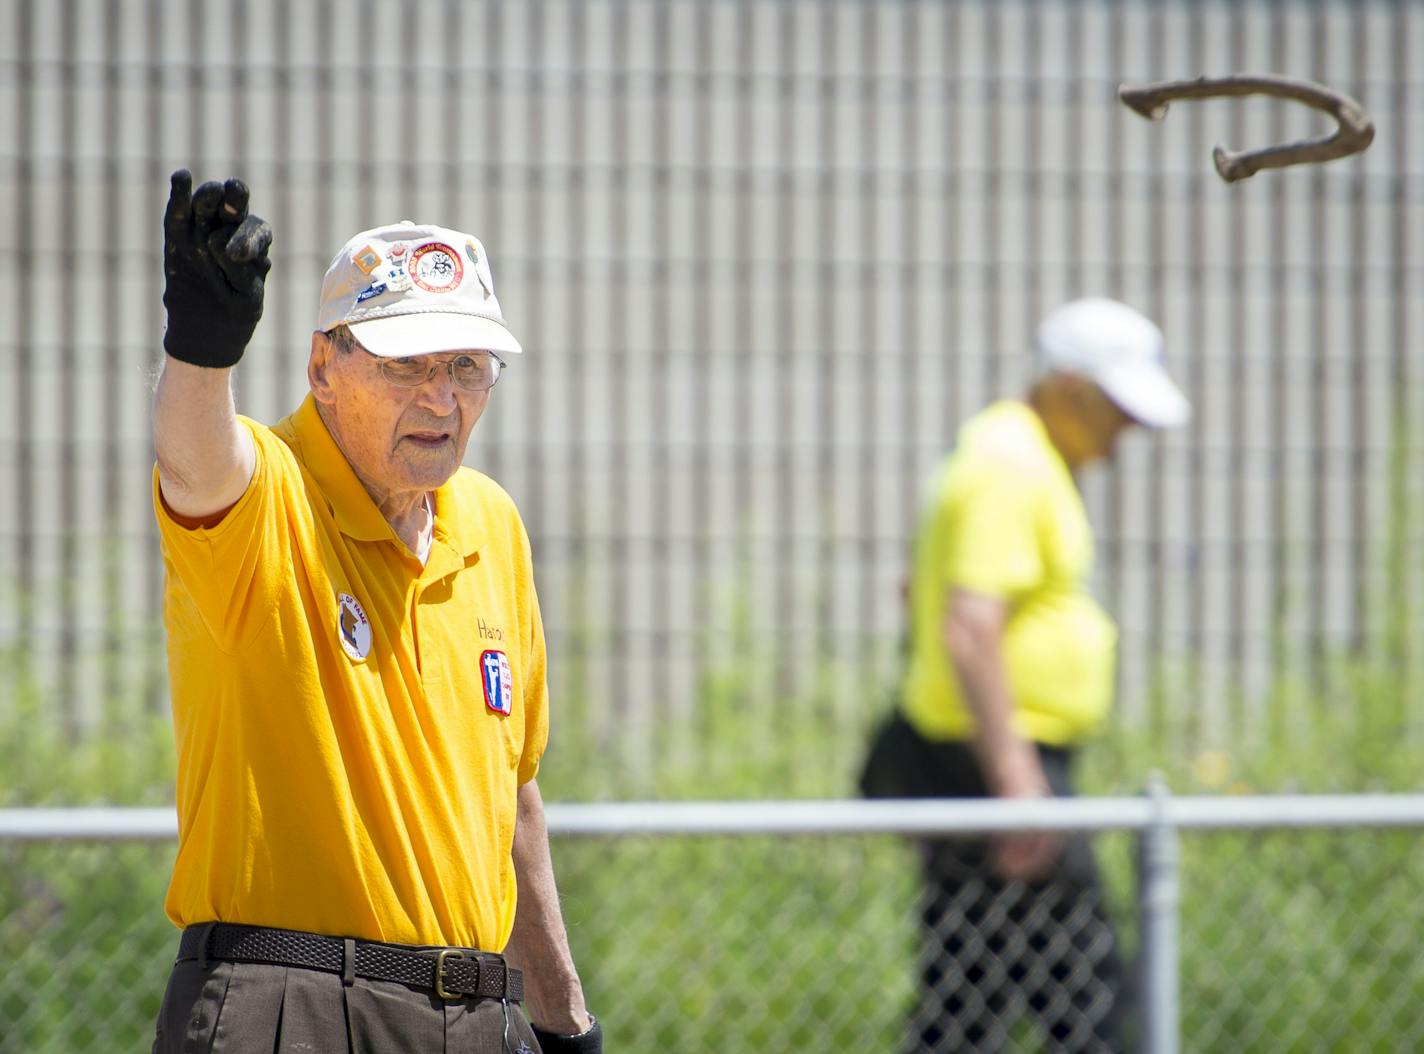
[862,713,1129,1054]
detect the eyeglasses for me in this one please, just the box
[370,349,506,392]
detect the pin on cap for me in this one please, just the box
[317,221,522,358]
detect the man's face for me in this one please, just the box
[1053,376,1138,467]
[308,330,492,497]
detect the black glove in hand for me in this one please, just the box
[532,1015,602,1054]
[162,169,273,368]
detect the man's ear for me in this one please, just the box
[309,330,337,404]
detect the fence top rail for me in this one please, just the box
[4,796,1424,842]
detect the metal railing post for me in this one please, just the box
[1136,773,1180,1054]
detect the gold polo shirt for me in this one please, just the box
[901,400,1118,747]
[154,394,548,951]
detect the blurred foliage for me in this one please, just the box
[0,667,176,1053]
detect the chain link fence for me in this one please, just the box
[4,805,1423,1053]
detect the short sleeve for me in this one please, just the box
[153,418,297,650]
[941,467,1045,599]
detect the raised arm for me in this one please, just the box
[153,170,272,519]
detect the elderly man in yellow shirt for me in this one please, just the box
[863,298,1190,1054]
[149,172,599,1054]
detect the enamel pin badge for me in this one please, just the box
[337,593,372,661]
[384,241,414,292]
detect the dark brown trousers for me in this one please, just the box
[152,955,544,1054]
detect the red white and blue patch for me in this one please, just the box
[481,649,513,716]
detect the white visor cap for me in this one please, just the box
[316,221,522,358]
[1035,298,1190,429]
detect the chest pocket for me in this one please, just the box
[415,572,526,770]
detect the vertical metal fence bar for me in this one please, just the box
[1103,0,1126,631]
[690,0,712,706]
[899,4,921,558]
[313,0,335,358]
[1308,2,1328,690]
[143,0,166,712]
[100,0,123,709]
[856,3,880,691]
[650,0,673,756]
[226,0,247,414]
[439,0,463,234]
[1144,1,1167,734]
[57,0,79,728]
[1268,0,1291,736]
[1025,1,1043,324]
[396,7,416,244]
[353,0,376,227]
[1388,3,1412,698]
[1227,2,1249,734]
[1347,4,1367,658]
[525,0,548,557]
[1137,775,1181,1054]
[983,3,1002,403]
[13,0,36,693]
[272,1,294,420]
[521,0,546,592]
[1064,1,1081,310]
[942,2,961,447]
[1185,3,1207,716]
[814,8,837,667]
[731,0,753,650]
[772,3,796,717]
[608,0,632,736]
[564,0,588,703]
[482,0,507,487]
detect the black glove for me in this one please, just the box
[532,1015,602,1054]
[162,169,273,368]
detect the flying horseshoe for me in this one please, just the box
[1118,74,1375,183]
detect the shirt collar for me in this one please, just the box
[275,394,478,562]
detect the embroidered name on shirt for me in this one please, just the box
[478,618,504,642]
[481,650,513,716]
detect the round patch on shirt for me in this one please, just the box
[408,241,464,293]
[337,592,372,661]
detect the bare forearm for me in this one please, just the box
[945,594,1047,796]
[505,780,590,1035]
[152,356,254,517]
[952,646,1043,794]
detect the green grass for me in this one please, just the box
[2,628,1423,1052]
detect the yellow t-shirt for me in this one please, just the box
[154,395,548,951]
[901,400,1117,746]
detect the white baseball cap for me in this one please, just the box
[316,221,522,358]
[1035,298,1190,428]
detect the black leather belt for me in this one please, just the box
[178,922,524,1002]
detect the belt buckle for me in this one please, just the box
[434,948,465,1001]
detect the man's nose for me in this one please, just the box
[414,366,459,412]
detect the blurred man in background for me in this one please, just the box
[862,298,1190,1053]
[150,171,599,1053]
